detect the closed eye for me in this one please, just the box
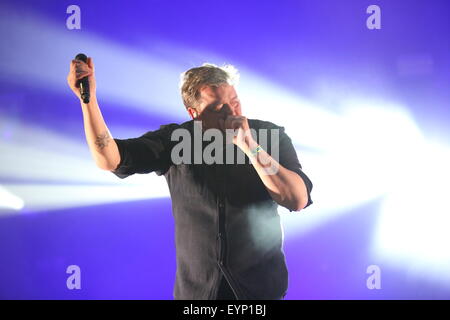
[208,98,239,113]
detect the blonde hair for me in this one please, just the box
[179,63,240,110]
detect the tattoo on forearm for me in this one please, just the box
[95,131,111,150]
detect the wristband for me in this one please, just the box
[250,145,262,156]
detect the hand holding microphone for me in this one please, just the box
[218,115,254,149]
[67,53,96,103]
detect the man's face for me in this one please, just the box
[188,83,242,131]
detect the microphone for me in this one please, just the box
[75,53,90,103]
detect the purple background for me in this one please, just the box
[1,0,449,299]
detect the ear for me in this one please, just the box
[187,107,198,119]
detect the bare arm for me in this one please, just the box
[242,138,309,211]
[80,97,120,170]
[223,116,309,212]
[67,57,120,171]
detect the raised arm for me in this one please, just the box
[67,57,120,171]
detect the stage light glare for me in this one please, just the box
[0,186,24,212]
[372,141,450,286]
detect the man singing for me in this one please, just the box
[67,57,313,300]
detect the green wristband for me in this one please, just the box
[250,145,262,156]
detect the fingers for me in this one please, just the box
[232,117,245,130]
[76,70,92,80]
[224,115,245,130]
[68,57,95,97]
[87,57,95,71]
[70,59,93,80]
[71,58,92,72]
